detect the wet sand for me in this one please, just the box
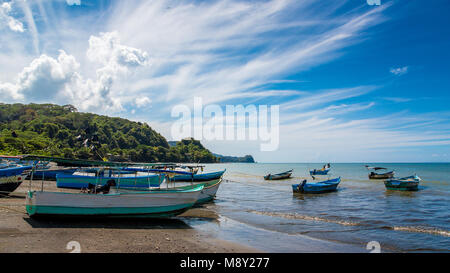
[0,180,258,253]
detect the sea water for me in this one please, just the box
[183,163,450,252]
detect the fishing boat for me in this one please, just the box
[384,175,421,191]
[0,166,32,197]
[122,169,223,205]
[292,177,341,194]
[26,184,204,218]
[369,171,395,179]
[264,170,293,180]
[56,169,165,189]
[366,166,395,179]
[170,169,226,182]
[309,163,331,175]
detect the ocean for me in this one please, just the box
[183,163,450,253]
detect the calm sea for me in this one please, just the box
[184,163,450,253]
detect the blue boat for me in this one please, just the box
[171,169,226,182]
[0,166,32,196]
[27,168,78,181]
[56,171,165,189]
[309,163,331,175]
[292,177,341,194]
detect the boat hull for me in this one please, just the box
[26,186,203,218]
[168,179,222,204]
[171,170,226,182]
[292,177,341,194]
[264,172,292,180]
[384,181,419,191]
[369,171,394,179]
[309,169,330,175]
[56,173,164,189]
[0,175,27,197]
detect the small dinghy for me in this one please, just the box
[264,170,293,180]
[309,163,331,175]
[384,175,421,191]
[292,177,341,194]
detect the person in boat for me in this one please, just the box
[297,180,307,192]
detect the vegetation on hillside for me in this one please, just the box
[0,103,218,163]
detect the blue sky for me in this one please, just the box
[0,0,449,162]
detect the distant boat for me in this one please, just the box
[309,163,331,176]
[56,170,165,189]
[384,175,421,191]
[170,169,226,182]
[26,184,204,218]
[369,171,395,179]
[264,170,293,180]
[292,177,341,194]
[0,166,32,197]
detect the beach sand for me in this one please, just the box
[0,180,259,253]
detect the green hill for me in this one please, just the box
[0,103,218,163]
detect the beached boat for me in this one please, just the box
[170,169,226,182]
[264,170,293,180]
[0,166,32,197]
[56,170,165,189]
[369,171,395,179]
[26,168,78,181]
[384,175,421,191]
[26,184,204,218]
[292,177,341,194]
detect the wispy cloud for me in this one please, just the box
[0,1,24,32]
[390,66,409,76]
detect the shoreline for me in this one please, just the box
[0,181,259,253]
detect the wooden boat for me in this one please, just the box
[264,170,293,180]
[56,170,165,189]
[171,169,226,182]
[384,175,421,191]
[369,171,395,179]
[26,184,204,218]
[0,166,32,197]
[292,177,341,194]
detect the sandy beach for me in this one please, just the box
[0,180,258,253]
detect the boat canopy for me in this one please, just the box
[21,155,178,168]
[365,166,388,171]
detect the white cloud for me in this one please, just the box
[0,1,24,32]
[0,32,149,112]
[135,96,152,108]
[390,66,408,76]
[66,0,81,6]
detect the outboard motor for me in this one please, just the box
[298,180,307,193]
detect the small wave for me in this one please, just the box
[388,226,450,237]
[248,210,360,226]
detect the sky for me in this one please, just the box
[0,0,449,163]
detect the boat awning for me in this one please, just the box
[21,155,178,168]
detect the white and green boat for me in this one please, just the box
[26,184,204,218]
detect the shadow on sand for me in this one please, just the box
[23,216,193,230]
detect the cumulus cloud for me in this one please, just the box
[0,50,79,101]
[135,96,152,108]
[390,66,408,76]
[66,0,81,6]
[0,1,24,32]
[0,32,149,112]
